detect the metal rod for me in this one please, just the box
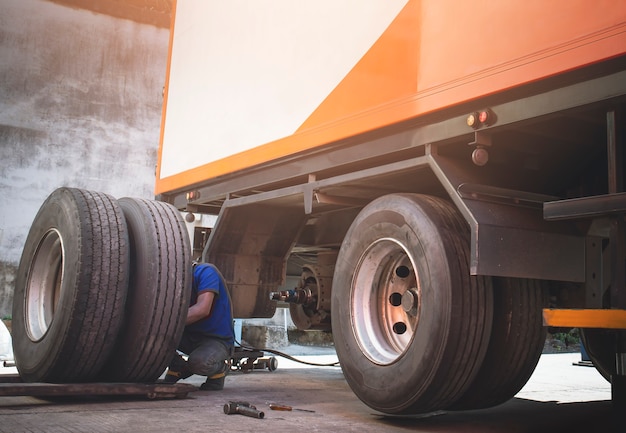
[607,110,623,194]
[606,110,626,310]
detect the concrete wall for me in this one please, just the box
[0,0,169,318]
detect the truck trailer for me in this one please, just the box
[12,0,626,415]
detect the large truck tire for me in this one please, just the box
[12,188,129,383]
[331,194,493,414]
[99,198,191,382]
[451,277,547,409]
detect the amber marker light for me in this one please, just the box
[186,190,200,201]
[466,112,479,128]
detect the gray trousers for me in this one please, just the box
[169,332,232,377]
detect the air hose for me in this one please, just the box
[235,339,340,367]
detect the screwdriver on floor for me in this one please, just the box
[269,403,315,413]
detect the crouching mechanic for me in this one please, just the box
[163,262,234,390]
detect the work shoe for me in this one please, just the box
[199,374,225,391]
[199,362,228,391]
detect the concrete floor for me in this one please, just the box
[0,348,619,433]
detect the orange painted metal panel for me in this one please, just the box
[543,309,626,329]
[156,0,178,196]
[297,0,420,133]
[156,0,626,195]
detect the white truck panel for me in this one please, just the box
[159,0,408,179]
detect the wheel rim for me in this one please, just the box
[26,229,64,341]
[351,237,420,365]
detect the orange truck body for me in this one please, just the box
[156,0,626,196]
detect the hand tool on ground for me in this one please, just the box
[223,401,265,418]
[269,403,315,413]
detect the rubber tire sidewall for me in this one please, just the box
[99,197,191,382]
[12,188,129,382]
[332,194,491,414]
[451,278,548,409]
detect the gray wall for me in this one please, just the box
[0,0,170,317]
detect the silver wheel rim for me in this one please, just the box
[351,237,420,365]
[26,229,64,341]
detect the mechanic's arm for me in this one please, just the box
[186,291,215,325]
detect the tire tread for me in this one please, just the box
[100,197,191,382]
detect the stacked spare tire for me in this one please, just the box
[12,188,191,383]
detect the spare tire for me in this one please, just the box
[12,188,129,383]
[98,198,191,382]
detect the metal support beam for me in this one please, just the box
[586,236,605,308]
[544,193,626,221]
[607,109,626,413]
[607,110,626,310]
[609,217,626,309]
[607,110,623,195]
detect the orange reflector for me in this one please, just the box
[543,308,626,329]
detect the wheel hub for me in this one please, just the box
[351,238,420,365]
[25,229,64,341]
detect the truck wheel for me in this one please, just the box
[451,277,547,409]
[12,188,129,382]
[99,198,191,382]
[331,194,493,414]
[580,329,616,382]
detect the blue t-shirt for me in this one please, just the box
[185,263,234,345]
